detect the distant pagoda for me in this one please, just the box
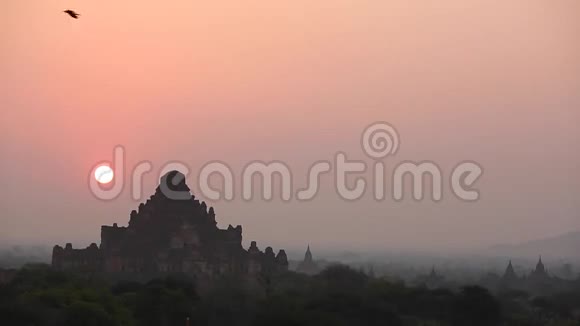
[502,260,518,282]
[296,245,320,275]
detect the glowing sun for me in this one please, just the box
[94,165,114,184]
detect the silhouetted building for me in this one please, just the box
[529,256,549,280]
[425,266,445,289]
[502,260,518,283]
[493,257,570,295]
[52,171,288,280]
[296,245,320,275]
[412,266,446,289]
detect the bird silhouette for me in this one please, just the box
[63,10,80,19]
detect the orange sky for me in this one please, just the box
[1,0,579,254]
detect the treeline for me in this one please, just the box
[0,264,579,326]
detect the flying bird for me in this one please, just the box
[63,10,80,19]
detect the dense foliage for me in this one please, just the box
[0,264,578,326]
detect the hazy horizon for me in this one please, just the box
[2,0,579,254]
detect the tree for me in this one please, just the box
[453,286,501,326]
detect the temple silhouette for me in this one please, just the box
[52,171,288,279]
[296,245,320,275]
[495,256,571,295]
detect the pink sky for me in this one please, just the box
[1,0,579,253]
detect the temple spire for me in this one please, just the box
[503,259,517,281]
[297,244,319,275]
[536,255,545,272]
[304,245,313,262]
[429,266,437,278]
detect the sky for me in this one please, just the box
[1,0,579,255]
